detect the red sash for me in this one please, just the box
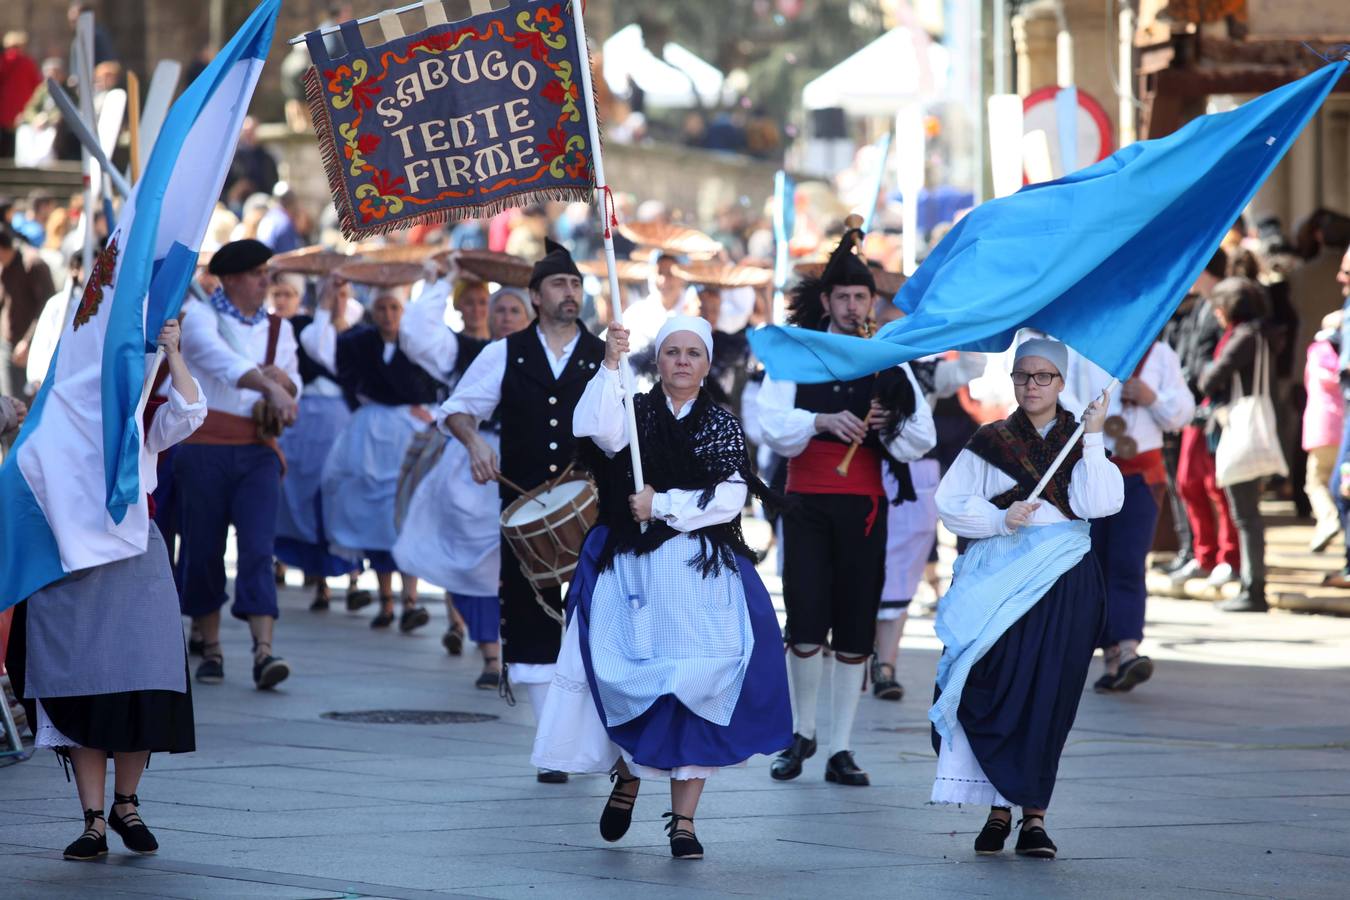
[786,441,885,497]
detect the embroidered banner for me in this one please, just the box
[303,1,595,240]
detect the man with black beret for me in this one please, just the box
[440,238,605,783]
[176,238,301,691]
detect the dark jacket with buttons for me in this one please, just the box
[497,322,605,502]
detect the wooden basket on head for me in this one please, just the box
[352,242,443,264]
[578,258,653,285]
[446,249,534,288]
[672,261,773,289]
[617,222,723,259]
[333,261,425,288]
[269,246,355,277]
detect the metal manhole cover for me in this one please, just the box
[321,710,499,725]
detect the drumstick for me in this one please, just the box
[498,473,547,506]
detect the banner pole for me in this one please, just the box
[1027,379,1117,503]
[571,0,646,497]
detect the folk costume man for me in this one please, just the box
[756,231,936,786]
[442,239,606,783]
[930,338,1123,859]
[176,238,300,690]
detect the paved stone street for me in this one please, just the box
[5,554,1350,899]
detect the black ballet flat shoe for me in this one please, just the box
[475,664,500,690]
[63,810,107,861]
[399,606,430,633]
[663,812,703,860]
[442,624,465,656]
[195,652,224,685]
[974,809,1012,855]
[109,793,158,855]
[1092,672,1119,694]
[309,586,330,612]
[1014,817,1058,859]
[370,609,396,629]
[769,732,817,781]
[824,750,870,786]
[252,654,291,691]
[536,769,569,784]
[1112,656,1154,692]
[346,589,374,611]
[599,771,641,842]
[872,663,904,701]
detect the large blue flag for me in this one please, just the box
[750,61,1347,384]
[0,0,279,611]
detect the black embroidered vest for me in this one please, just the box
[498,323,606,501]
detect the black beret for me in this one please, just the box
[529,237,582,290]
[209,239,273,276]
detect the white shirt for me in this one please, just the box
[398,278,462,381]
[296,309,344,398]
[754,364,937,463]
[936,426,1125,539]
[439,326,582,426]
[622,293,682,355]
[179,298,303,418]
[1060,342,1195,456]
[573,365,747,531]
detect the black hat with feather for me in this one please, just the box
[787,224,877,330]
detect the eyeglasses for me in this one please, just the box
[1011,371,1061,386]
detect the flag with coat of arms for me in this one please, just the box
[0,0,281,611]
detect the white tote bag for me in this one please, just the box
[1214,334,1288,488]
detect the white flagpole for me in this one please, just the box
[570,0,646,497]
[1027,380,1117,503]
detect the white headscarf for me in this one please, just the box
[654,314,714,358]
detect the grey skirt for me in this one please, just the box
[23,522,188,699]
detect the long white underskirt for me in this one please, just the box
[509,663,556,686]
[931,722,1012,807]
[531,615,726,781]
[35,700,80,749]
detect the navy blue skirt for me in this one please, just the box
[568,527,793,771]
[932,552,1105,809]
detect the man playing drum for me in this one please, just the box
[440,239,606,784]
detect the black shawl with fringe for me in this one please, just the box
[583,384,775,577]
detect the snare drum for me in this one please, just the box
[500,477,600,594]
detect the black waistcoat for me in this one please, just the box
[795,373,883,450]
[336,326,446,408]
[498,323,606,501]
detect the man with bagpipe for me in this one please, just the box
[755,229,935,786]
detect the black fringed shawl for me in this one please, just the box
[965,405,1083,520]
[583,384,776,576]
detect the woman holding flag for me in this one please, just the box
[5,318,206,861]
[929,339,1122,859]
[531,315,791,860]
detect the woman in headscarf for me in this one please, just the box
[929,338,1122,859]
[531,315,792,861]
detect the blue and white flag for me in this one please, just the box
[0,0,279,611]
[749,60,1347,384]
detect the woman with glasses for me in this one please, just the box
[929,338,1123,859]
